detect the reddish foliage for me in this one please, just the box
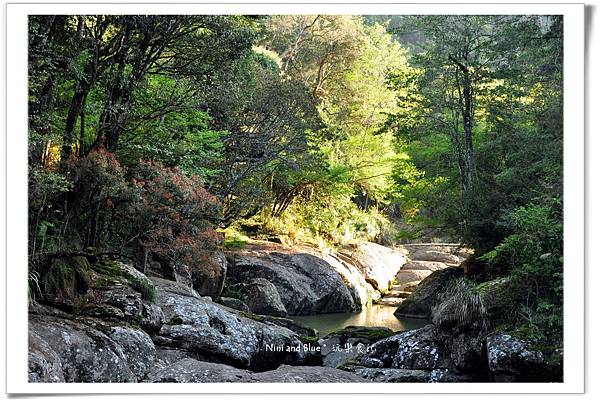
[127,160,223,275]
[67,151,223,276]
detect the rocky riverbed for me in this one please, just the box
[28,241,561,383]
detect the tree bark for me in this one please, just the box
[449,54,476,192]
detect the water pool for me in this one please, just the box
[289,303,429,337]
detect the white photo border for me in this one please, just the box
[5,1,585,394]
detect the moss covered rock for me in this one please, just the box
[38,256,93,312]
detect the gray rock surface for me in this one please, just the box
[450,333,485,373]
[349,367,430,383]
[251,315,318,338]
[316,250,381,307]
[355,325,448,370]
[217,296,250,312]
[374,297,405,307]
[148,358,253,382]
[253,364,366,382]
[152,277,309,371]
[140,301,165,333]
[342,242,407,292]
[320,326,395,369]
[409,250,462,265]
[109,326,157,381]
[401,260,449,271]
[29,313,136,382]
[228,251,357,315]
[396,269,433,284]
[239,278,287,317]
[148,358,366,383]
[486,333,546,380]
[394,267,463,319]
[28,330,65,383]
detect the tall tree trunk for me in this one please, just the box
[62,86,88,162]
[61,17,97,163]
[449,54,476,193]
[462,72,474,191]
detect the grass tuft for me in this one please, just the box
[432,277,489,334]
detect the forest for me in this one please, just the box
[27,15,564,383]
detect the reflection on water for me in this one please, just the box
[289,304,429,337]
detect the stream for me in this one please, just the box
[289,303,429,337]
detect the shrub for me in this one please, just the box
[479,203,563,349]
[66,148,132,250]
[127,160,223,276]
[36,149,224,282]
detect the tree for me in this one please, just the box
[388,16,533,196]
[202,50,323,224]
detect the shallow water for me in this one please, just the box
[289,304,430,337]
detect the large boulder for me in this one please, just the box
[402,244,457,254]
[28,311,138,382]
[342,242,407,292]
[450,333,486,373]
[239,278,287,317]
[401,260,448,271]
[374,297,405,307]
[28,330,65,383]
[394,267,463,319]
[354,325,449,370]
[151,277,311,371]
[232,313,318,338]
[343,329,479,383]
[477,277,513,325]
[316,251,380,307]
[148,359,366,383]
[108,326,157,381]
[140,301,165,334]
[227,250,357,315]
[486,333,549,381]
[320,326,394,369]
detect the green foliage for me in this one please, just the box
[223,228,250,250]
[35,256,92,306]
[29,167,74,255]
[220,284,243,300]
[481,204,562,277]
[119,75,226,182]
[480,204,563,349]
[129,277,157,302]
